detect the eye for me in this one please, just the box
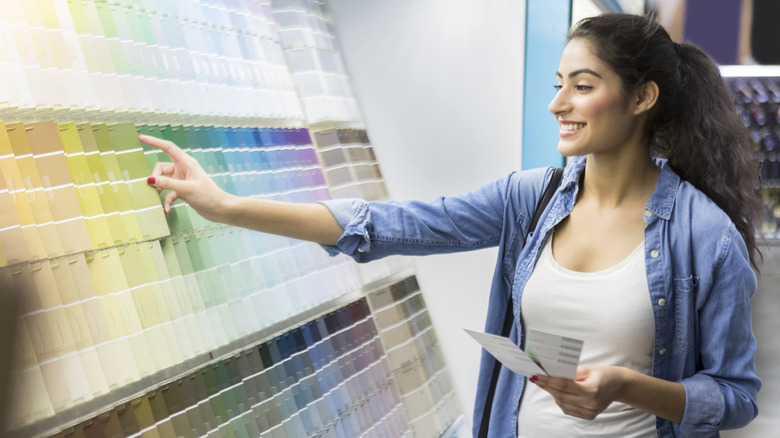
[553,85,563,91]
[575,85,593,91]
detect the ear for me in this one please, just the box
[632,81,659,115]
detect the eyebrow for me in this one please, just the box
[555,68,603,79]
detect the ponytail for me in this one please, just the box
[570,14,763,269]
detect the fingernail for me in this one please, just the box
[529,375,539,383]
[147,176,156,185]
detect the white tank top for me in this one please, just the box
[517,236,656,438]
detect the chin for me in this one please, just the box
[557,143,583,158]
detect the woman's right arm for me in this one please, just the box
[141,133,524,260]
[140,134,344,246]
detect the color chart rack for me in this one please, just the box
[723,68,780,240]
[1,0,462,437]
[0,120,366,433]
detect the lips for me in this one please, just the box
[558,120,586,137]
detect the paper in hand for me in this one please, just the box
[465,328,583,379]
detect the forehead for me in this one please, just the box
[557,39,614,78]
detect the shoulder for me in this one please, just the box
[475,167,554,204]
[671,177,747,271]
[674,179,733,231]
[504,167,552,193]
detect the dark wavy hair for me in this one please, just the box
[569,13,763,269]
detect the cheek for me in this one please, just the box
[581,93,627,122]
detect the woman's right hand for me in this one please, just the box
[140,134,232,223]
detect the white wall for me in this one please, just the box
[326,1,526,434]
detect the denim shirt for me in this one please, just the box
[321,156,760,437]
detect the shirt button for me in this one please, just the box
[651,250,660,258]
[659,348,667,356]
[658,298,666,307]
[644,210,653,218]
[357,248,365,253]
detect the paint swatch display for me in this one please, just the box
[271,0,362,123]
[0,1,462,437]
[0,0,302,120]
[367,277,460,438]
[30,298,410,438]
[311,128,412,286]
[2,121,366,432]
[724,74,780,238]
[312,129,388,202]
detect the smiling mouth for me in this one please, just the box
[560,122,586,132]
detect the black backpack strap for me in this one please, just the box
[477,167,564,438]
[527,167,563,235]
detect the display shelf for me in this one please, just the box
[6,288,365,438]
[721,65,780,239]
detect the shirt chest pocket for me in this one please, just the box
[674,275,699,352]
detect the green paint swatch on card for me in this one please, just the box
[77,123,129,245]
[107,123,170,240]
[90,124,144,242]
[59,122,114,248]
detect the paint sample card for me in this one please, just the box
[107,123,169,240]
[76,123,130,245]
[25,121,94,255]
[0,166,30,266]
[465,329,583,379]
[5,122,65,259]
[58,122,114,248]
[91,124,144,242]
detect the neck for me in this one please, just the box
[580,148,660,208]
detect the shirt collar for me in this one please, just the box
[561,156,679,221]
[646,158,679,220]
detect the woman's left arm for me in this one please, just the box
[531,366,685,422]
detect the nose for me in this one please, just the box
[548,87,569,117]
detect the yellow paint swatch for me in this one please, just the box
[51,255,111,399]
[91,124,144,243]
[58,122,114,248]
[26,121,93,255]
[0,166,31,266]
[143,241,185,364]
[84,249,141,388]
[118,242,176,372]
[5,122,65,259]
[0,122,47,261]
[76,123,129,246]
[103,246,157,378]
[22,261,92,412]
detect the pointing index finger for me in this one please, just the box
[139,134,189,162]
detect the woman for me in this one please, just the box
[143,14,761,437]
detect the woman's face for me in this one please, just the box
[548,39,644,157]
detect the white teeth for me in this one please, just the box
[561,123,585,131]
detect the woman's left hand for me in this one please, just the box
[530,366,627,420]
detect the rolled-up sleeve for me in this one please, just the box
[318,198,373,257]
[318,173,521,262]
[679,225,760,436]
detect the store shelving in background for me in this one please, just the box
[722,65,780,241]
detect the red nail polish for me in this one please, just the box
[147,176,156,185]
[529,375,539,383]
